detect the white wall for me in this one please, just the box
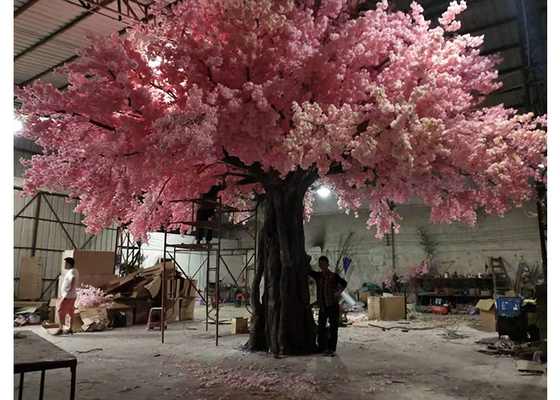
[233,196,542,295]
[303,200,542,292]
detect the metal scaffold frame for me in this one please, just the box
[160,197,258,345]
[114,228,143,275]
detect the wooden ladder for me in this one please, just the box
[486,257,512,298]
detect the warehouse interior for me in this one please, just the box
[12,0,548,399]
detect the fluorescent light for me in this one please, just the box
[13,117,23,134]
[317,187,331,198]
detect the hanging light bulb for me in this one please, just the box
[317,187,331,198]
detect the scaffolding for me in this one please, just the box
[161,197,258,345]
[114,228,143,276]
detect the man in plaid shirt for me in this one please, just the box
[309,256,347,356]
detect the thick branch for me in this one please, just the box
[54,110,116,132]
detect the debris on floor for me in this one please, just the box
[346,313,369,324]
[517,360,546,375]
[181,360,318,397]
[440,330,469,340]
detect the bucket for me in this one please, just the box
[28,313,41,325]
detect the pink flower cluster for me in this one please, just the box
[407,259,430,279]
[14,0,547,242]
[75,285,114,309]
[380,269,403,293]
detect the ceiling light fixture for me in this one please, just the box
[13,117,23,135]
[317,187,331,198]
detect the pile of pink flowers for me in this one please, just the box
[75,285,114,309]
[380,269,403,293]
[407,259,430,279]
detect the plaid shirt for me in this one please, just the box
[310,270,348,308]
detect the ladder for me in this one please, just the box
[486,257,512,297]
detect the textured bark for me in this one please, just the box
[247,172,318,355]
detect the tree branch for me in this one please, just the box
[54,110,116,132]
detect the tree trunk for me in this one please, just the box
[247,173,318,355]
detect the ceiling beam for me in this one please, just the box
[458,17,517,36]
[481,42,521,56]
[16,0,181,89]
[14,0,115,61]
[17,54,80,87]
[14,0,42,18]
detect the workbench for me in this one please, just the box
[14,331,77,400]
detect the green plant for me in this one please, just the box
[327,231,358,275]
[417,226,438,263]
[118,253,146,277]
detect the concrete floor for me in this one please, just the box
[14,305,546,399]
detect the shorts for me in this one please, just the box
[57,297,77,317]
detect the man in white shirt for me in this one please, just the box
[57,257,80,334]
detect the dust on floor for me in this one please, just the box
[14,305,546,399]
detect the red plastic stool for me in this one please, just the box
[234,294,244,308]
[147,307,168,330]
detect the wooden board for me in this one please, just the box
[14,301,48,308]
[103,270,142,293]
[14,331,76,373]
[61,250,115,276]
[18,257,43,300]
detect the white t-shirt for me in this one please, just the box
[61,268,79,298]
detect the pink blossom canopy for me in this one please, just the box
[15,0,546,240]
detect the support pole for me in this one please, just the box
[162,229,167,344]
[536,197,547,280]
[205,250,210,332]
[215,197,222,346]
[30,194,41,257]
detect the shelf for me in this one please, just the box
[418,293,493,299]
[415,277,493,280]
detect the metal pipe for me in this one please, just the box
[162,230,167,344]
[205,249,210,332]
[13,194,39,220]
[30,194,41,257]
[43,196,78,249]
[215,197,222,346]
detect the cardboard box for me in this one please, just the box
[185,280,198,297]
[168,297,196,321]
[79,307,109,331]
[18,257,43,300]
[367,295,406,321]
[359,290,371,301]
[476,299,497,332]
[61,250,115,276]
[179,298,195,320]
[480,290,492,297]
[469,288,481,296]
[231,317,248,334]
[443,288,457,296]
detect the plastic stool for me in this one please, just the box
[147,307,167,330]
[234,294,244,308]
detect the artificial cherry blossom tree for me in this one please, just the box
[15,0,546,355]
